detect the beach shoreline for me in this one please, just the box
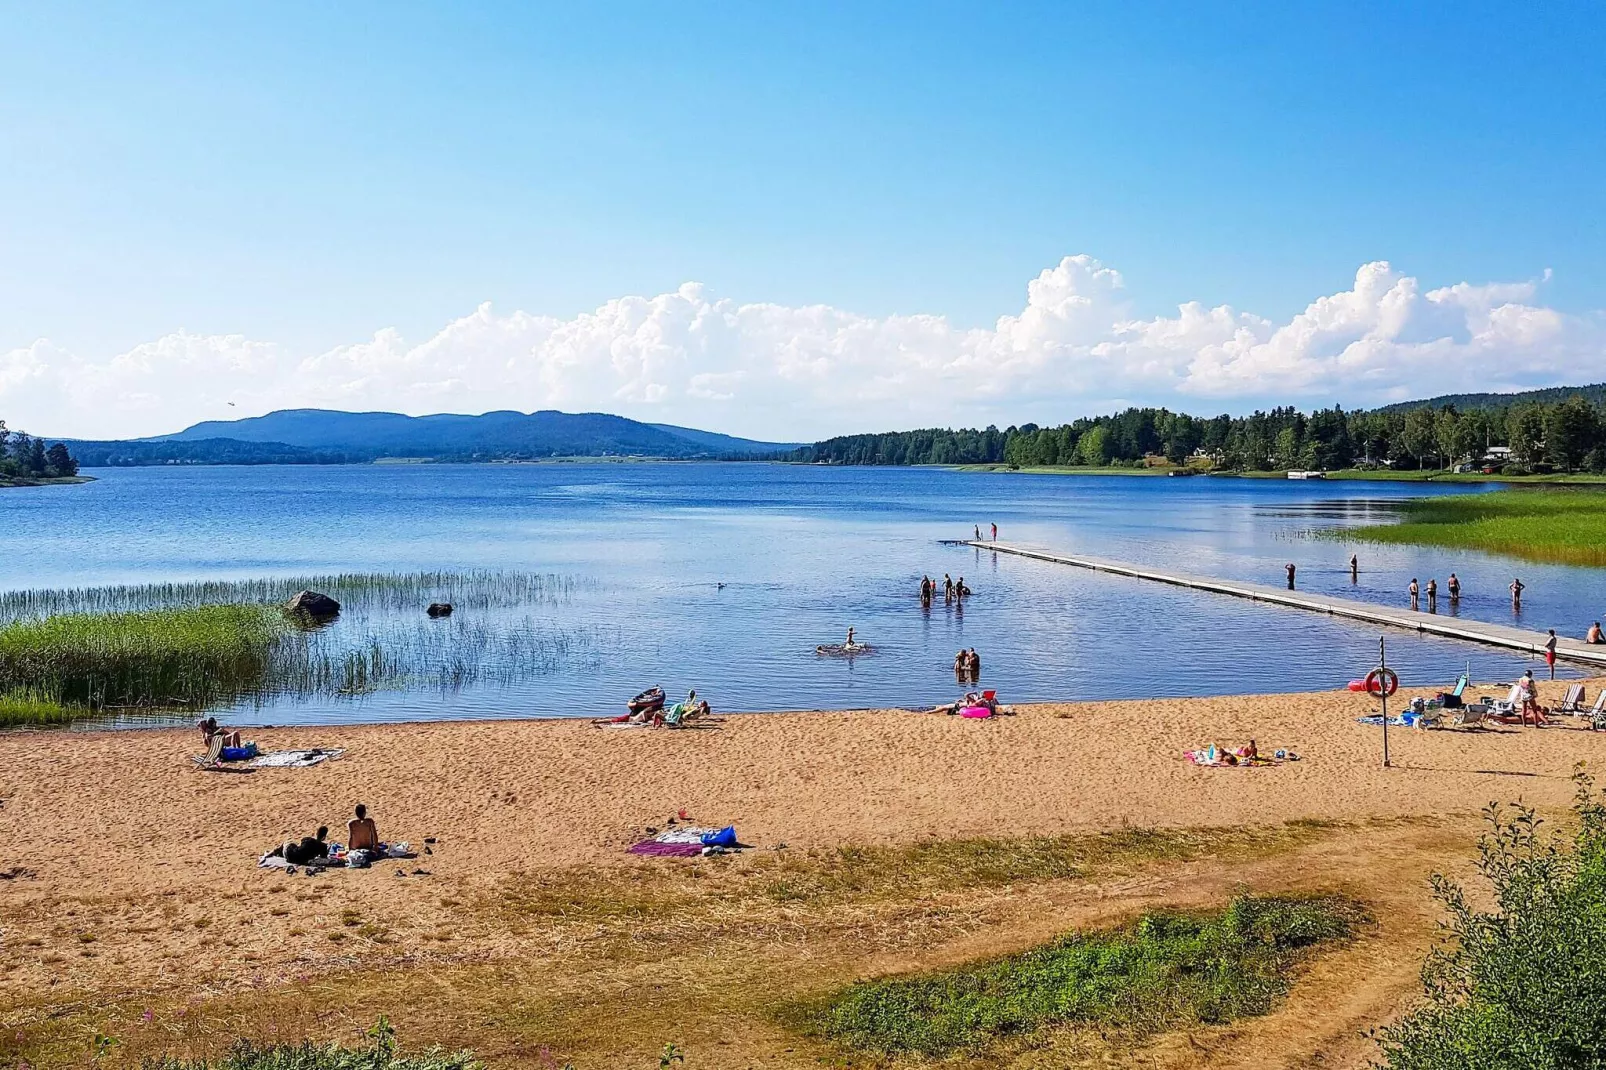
[6,678,1604,1066]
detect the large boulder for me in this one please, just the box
[284,590,341,620]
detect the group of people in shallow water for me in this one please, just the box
[919,573,971,607]
[953,647,981,682]
[1407,572,1465,607]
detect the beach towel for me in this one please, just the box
[627,825,740,857]
[249,748,346,768]
[1355,715,1413,727]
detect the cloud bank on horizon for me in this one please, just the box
[3,256,1599,442]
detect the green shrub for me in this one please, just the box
[141,1018,482,1069]
[803,895,1358,1056]
[1376,772,1606,1069]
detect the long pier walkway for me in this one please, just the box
[963,540,1606,668]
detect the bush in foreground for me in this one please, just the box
[1376,771,1606,1069]
[804,894,1359,1056]
[141,1018,482,1070]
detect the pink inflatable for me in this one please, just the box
[960,706,992,718]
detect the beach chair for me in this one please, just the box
[1490,683,1525,718]
[1556,684,1587,714]
[1453,706,1487,728]
[191,734,224,768]
[1588,691,1606,731]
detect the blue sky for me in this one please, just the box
[2,3,1604,439]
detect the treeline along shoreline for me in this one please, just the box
[0,417,80,486]
[794,386,1606,475]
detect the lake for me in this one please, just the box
[1,463,1594,727]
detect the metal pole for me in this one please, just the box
[1380,635,1390,768]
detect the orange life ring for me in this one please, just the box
[1364,667,1399,697]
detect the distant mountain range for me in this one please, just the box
[60,409,801,467]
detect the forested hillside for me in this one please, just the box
[796,392,1606,474]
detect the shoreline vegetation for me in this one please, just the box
[956,461,1606,483]
[802,894,1359,1056]
[0,571,598,727]
[1322,487,1606,567]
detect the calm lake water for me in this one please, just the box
[0,464,1595,727]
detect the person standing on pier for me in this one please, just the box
[974,525,981,541]
[1285,563,1296,589]
[991,522,998,541]
[1546,629,1558,679]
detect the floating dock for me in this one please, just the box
[964,540,1606,668]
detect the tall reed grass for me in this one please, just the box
[1327,488,1606,566]
[0,604,285,708]
[0,686,74,728]
[0,571,589,622]
[0,571,613,724]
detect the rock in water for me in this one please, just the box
[285,590,341,620]
[426,602,453,618]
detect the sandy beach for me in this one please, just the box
[5,679,1603,1067]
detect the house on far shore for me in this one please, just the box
[1482,446,1513,463]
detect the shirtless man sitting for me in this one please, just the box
[348,803,381,853]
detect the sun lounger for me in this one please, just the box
[1556,684,1587,713]
[1453,706,1488,728]
[190,735,224,767]
[1588,691,1606,731]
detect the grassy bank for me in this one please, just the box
[0,604,286,708]
[0,474,94,488]
[803,895,1359,1057]
[0,687,74,728]
[1328,487,1606,566]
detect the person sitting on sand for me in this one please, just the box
[199,716,242,750]
[1589,621,1604,645]
[1239,739,1258,760]
[282,826,330,865]
[348,803,381,853]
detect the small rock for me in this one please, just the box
[426,603,453,618]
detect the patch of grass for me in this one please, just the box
[1322,487,1606,566]
[801,895,1361,1057]
[0,685,77,727]
[496,823,1332,921]
[0,604,285,709]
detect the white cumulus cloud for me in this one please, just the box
[3,255,1601,441]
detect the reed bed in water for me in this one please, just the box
[1326,488,1606,567]
[0,687,75,728]
[0,571,590,622]
[0,605,286,708]
[0,572,614,720]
